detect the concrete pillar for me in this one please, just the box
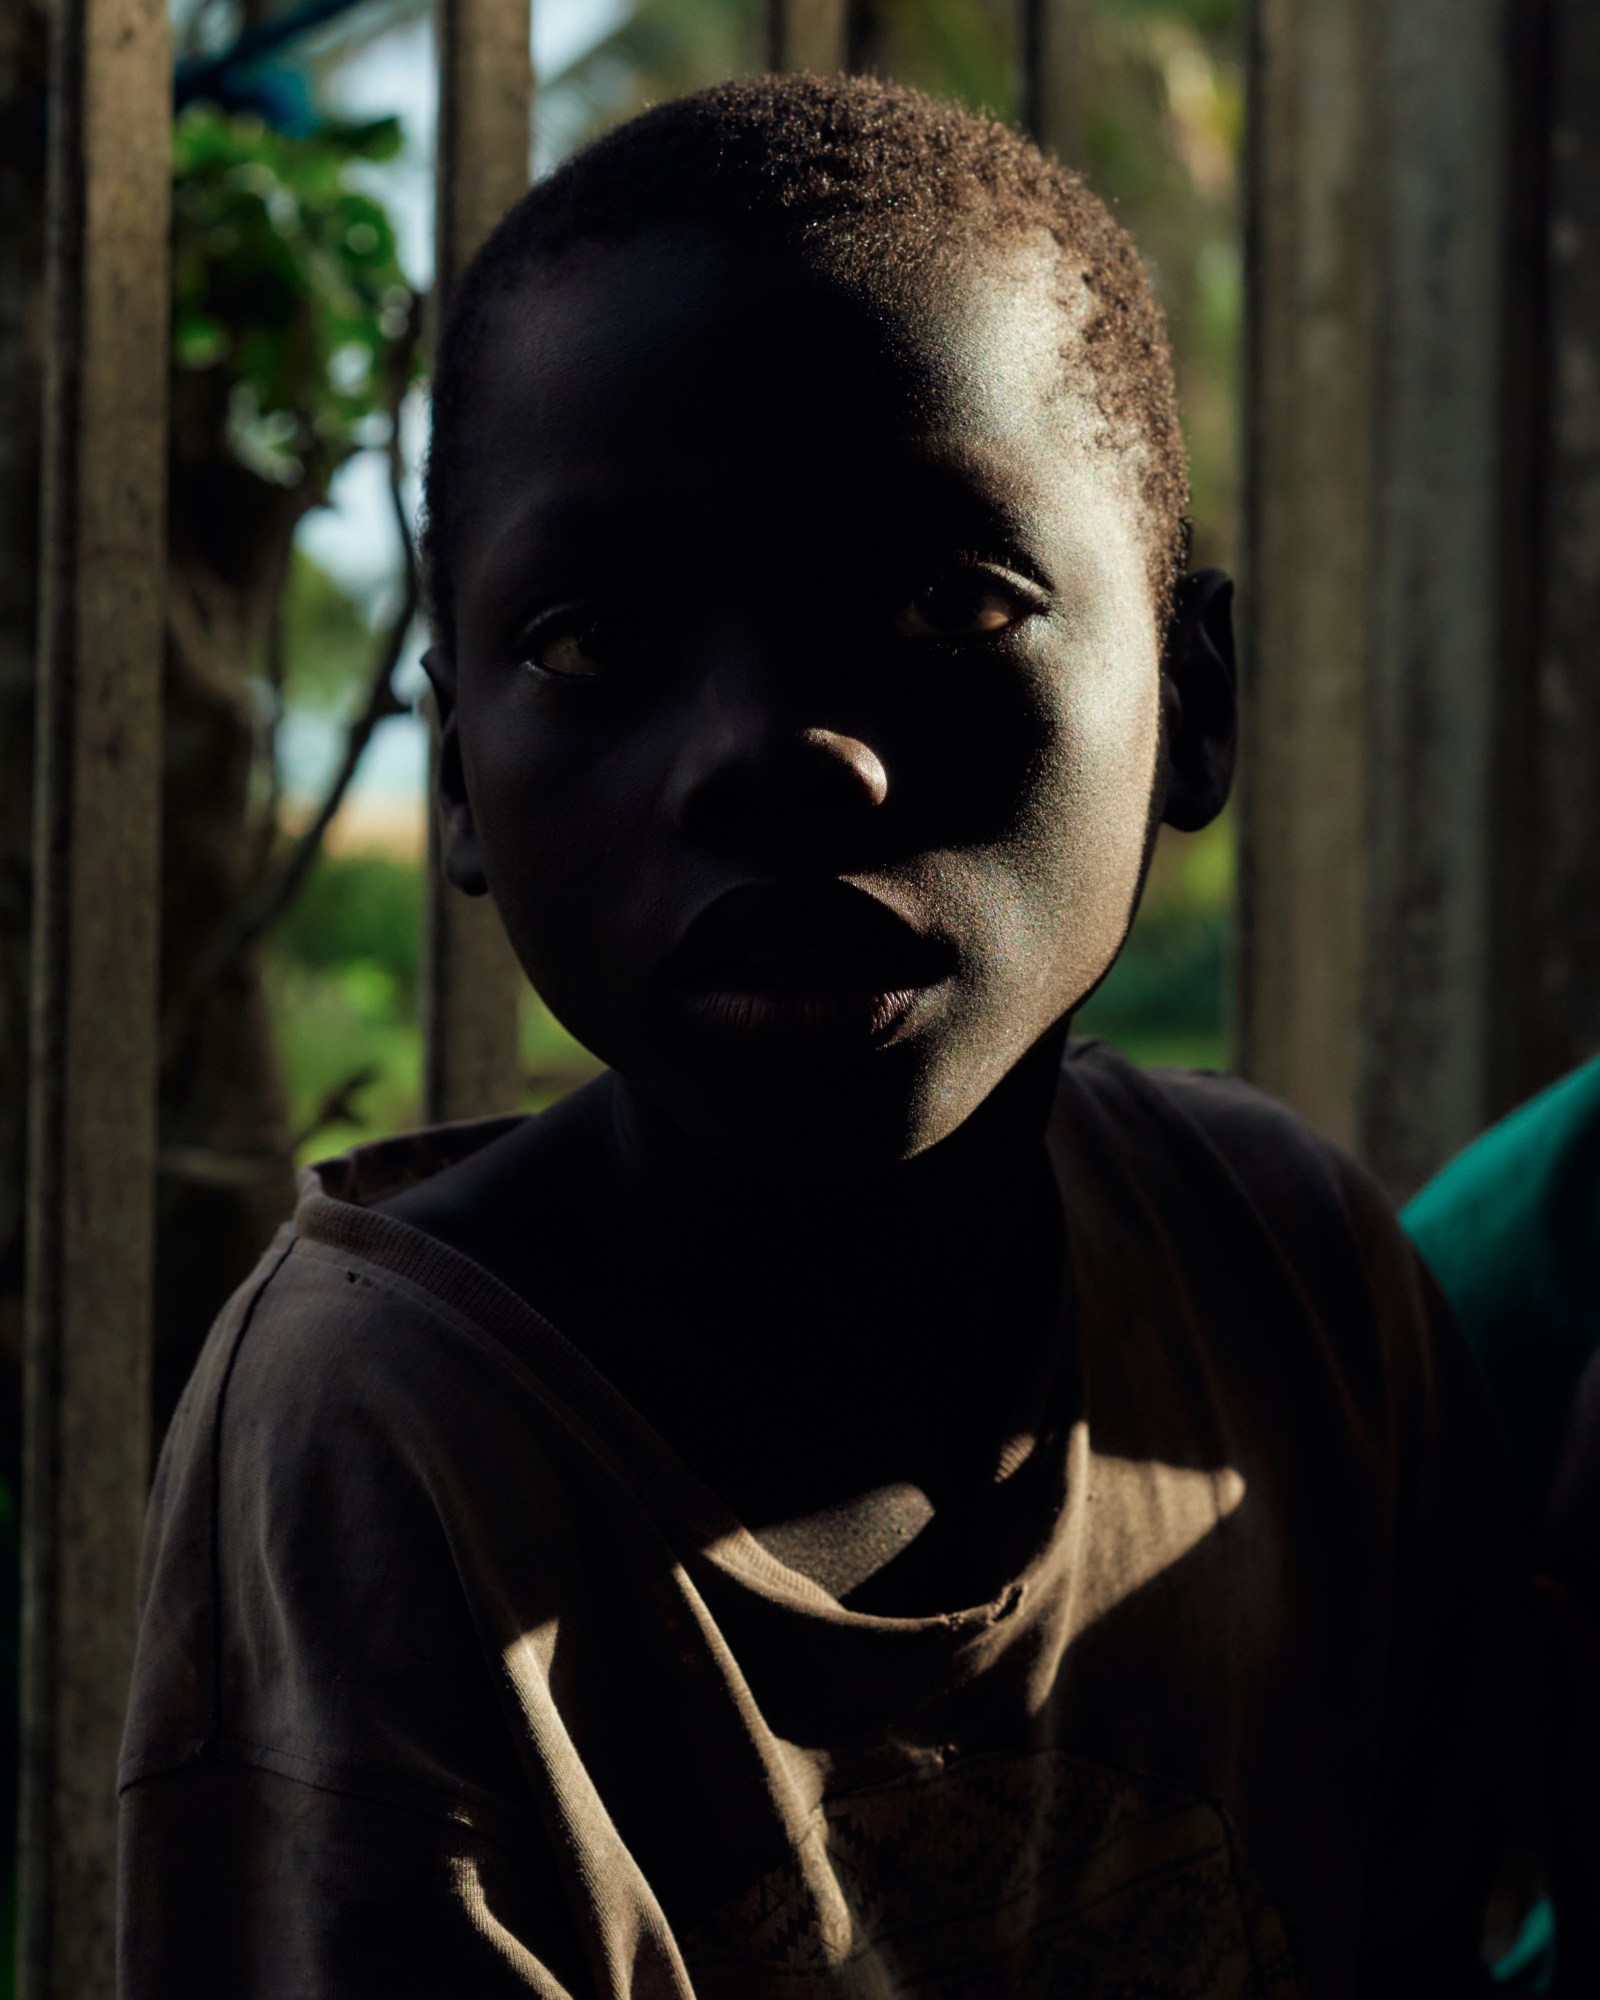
[422,0,533,1124]
[1523,5,1600,1106]
[21,0,170,1982]
[1237,0,1378,1160]
[0,0,48,1502]
[768,0,849,73]
[1240,0,1594,1197]
[1016,0,1089,166]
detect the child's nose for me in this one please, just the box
[671,719,890,860]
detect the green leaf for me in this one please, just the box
[174,311,231,369]
[170,103,421,494]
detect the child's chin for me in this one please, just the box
[645,1051,987,1185]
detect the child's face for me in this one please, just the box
[435,226,1176,1172]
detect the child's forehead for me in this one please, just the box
[474,222,1091,445]
[451,224,1146,619]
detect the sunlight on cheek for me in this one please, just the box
[1018,653,1164,1015]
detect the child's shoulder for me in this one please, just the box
[143,1144,606,1669]
[1060,1034,1373,1195]
[1056,1037,1421,1315]
[1055,1041,1464,1476]
[168,1083,635,1499]
[154,1219,481,1512]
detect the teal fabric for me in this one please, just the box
[1402,1055,1600,1520]
[1491,1897,1555,1992]
[1402,1055,1600,1996]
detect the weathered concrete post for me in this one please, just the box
[422,0,534,1124]
[767,0,849,74]
[1240,0,1594,1197]
[1356,0,1516,1196]
[22,0,170,1982]
[1015,0,1089,166]
[1239,0,1386,1163]
[1521,5,1600,1113]
[0,0,49,1504]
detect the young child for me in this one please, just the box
[119,76,1530,1998]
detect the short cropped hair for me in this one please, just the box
[421,73,1188,647]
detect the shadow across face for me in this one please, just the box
[427,223,1235,1173]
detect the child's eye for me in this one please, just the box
[892,572,1035,643]
[517,608,646,680]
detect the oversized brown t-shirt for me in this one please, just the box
[118,1044,1526,1997]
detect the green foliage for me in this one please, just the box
[266,849,426,1162]
[277,545,379,711]
[171,104,422,495]
[266,852,601,1159]
[872,0,1014,117]
[269,955,423,1158]
[268,849,423,1007]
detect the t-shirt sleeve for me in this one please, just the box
[119,1760,579,2000]
[118,1246,599,1999]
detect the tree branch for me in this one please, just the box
[160,292,426,1074]
[286,1062,382,1156]
[247,536,291,887]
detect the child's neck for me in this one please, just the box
[601,1028,1069,1377]
[588,1035,1068,1518]
[614,1027,1060,1250]
[378,1030,1072,1517]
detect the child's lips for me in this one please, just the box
[667,881,955,1043]
[682,983,933,1045]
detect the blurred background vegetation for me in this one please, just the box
[199,0,1244,1171]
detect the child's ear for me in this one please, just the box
[421,644,491,897]
[1158,569,1237,834]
